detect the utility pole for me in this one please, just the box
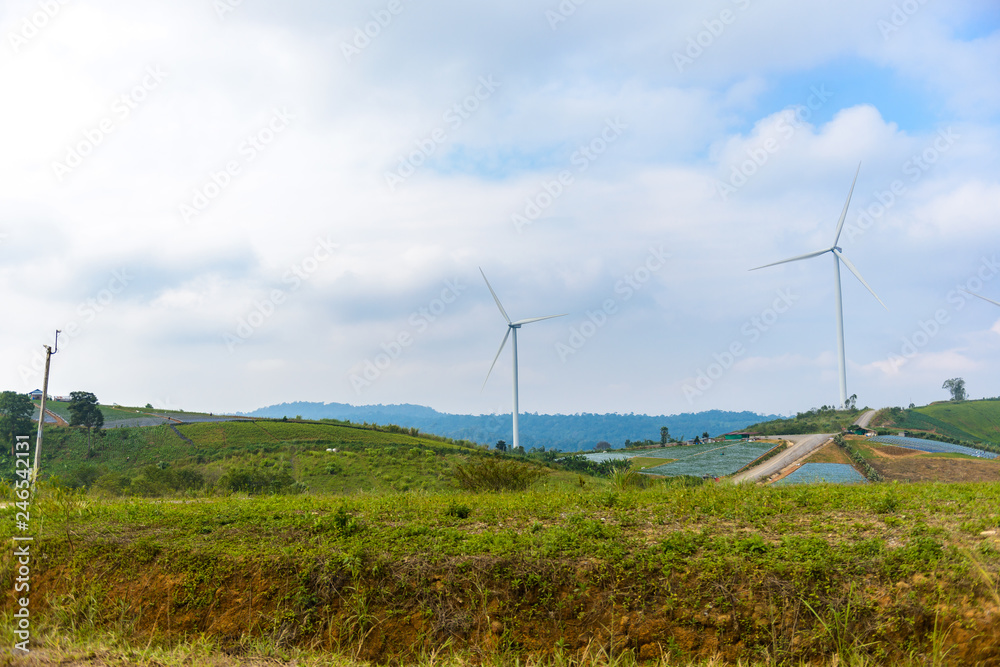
[33,330,59,481]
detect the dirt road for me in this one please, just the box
[854,409,876,428]
[730,433,834,483]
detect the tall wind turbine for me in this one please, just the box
[480,268,566,450]
[751,164,887,409]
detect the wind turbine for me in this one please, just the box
[480,268,566,450]
[751,163,887,409]
[964,290,1000,308]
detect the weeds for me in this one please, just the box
[452,456,549,492]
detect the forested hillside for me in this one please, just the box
[243,402,778,451]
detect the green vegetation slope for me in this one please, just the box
[873,399,1000,444]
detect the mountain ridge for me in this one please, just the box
[241,402,780,451]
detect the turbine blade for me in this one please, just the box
[482,327,511,391]
[511,314,568,326]
[750,248,831,271]
[834,249,887,310]
[963,290,1000,308]
[832,162,861,246]
[479,267,511,324]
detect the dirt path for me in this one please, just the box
[43,407,69,426]
[730,433,833,483]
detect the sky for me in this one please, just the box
[1,0,999,418]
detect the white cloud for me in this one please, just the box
[0,0,996,418]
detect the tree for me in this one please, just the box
[0,391,34,455]
[942,378,967,402]
[702,431,710,440]
[494,440,507,452]
[846,394,858,410]
[660,426,670,446]
[69,391,104,456]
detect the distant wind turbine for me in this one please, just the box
[963,290,1000,308]
[480,268,566,450]
[751,163,887,409]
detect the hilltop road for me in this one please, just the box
[854,409,876,428]
[730,433,833,484]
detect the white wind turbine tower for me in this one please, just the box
[480,268,566,450]
[751,163,887,409]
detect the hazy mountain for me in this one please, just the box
[242,402,779,451]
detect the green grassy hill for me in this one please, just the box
[4,419,591,496]
[874,399,1000,444]
[745,406,864,435]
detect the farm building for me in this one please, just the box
[722,431,757,441]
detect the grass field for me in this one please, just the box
[2,481,999,665]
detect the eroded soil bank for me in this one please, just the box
[3,485,1000,664]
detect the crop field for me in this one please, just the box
[869,435,999,459]
[32,400,71,420]
[640,440,776,477]
[175,419,457,450]
[916,399,1000,442]
[579,448,685,462]
[773,462,867,486]
[9,420,490,496]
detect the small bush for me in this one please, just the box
[218,466,298,495]
[452,457,548,492]
[330,506,363,536]
[92,472,132,496]
[445,502,471,519]
[611,467,648,490]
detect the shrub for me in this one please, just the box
[63,464,103,489]
[610,467,648,490]
[91,472,132,496]
[452,456,548,492]
[218,465,298,494]
[445,502,472,519]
